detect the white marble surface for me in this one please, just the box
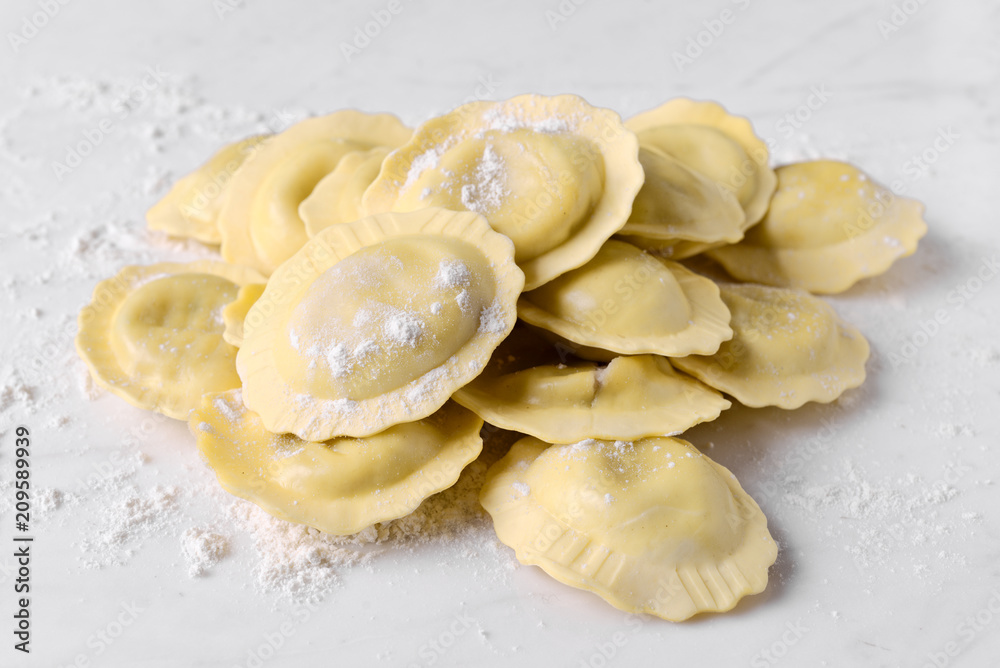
[1,0,999,666]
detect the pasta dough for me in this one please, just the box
[218,111,411,275]
[193,391,483,535]
[362,94,644,290]
[300,146,391,237]
[671,283,870,408]
[615,145,746,259]
[708,160,928,293]
[626,98,777,232]
[147,135,268,244]
[237,207,523,441]
[518,240,732,357]
[453,324,729,442]
[480,436,777,621]
[75,260,265,419]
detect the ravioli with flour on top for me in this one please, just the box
[517,239,732,357]
[626,98,777,248]
[480,436,777,621]
[192,391,483,535]
[218,110,411,275]
[75,260,265,419]
[671,283,870,409]
[615,145,746,260]
[299,146,391,237]
[237,207,523,441]
[362,94,644,290]
[452,324,729,443]
[147,135,269,245]
[707,160,928,294]
[221,283,265,347]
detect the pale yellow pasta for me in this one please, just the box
[708,160,928,293]
[75,261,265,419]
[193,391,483,535]
[218,111,411,275]
[627,98,777,232]
[480,436,777,621]
[671,283,870,408]
[147,135,268,244]
[615,145,745,259]
[518,240,732,357]
[362,94,643,290]
[221,283,265,347]
[237,207,523,441]
[452,324,729,442]
[300,146,391,237]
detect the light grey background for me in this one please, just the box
[1,1,999,666]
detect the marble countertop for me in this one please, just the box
[1,0,998,666]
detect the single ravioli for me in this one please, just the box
[707,160,928,294]
[221,283,266,347]
[192,391,483,535]
[147,135,268,244]
[480,436,777,621]
[517,239,732,357]
[615,145,746,259]
[671,283,869,409]
[218,110,412,275]
[626,98,777,235]
[452,324,729,443]
[237,207,524,441]
[300,146,391,237]
[75,261,265,419]
[362,94,644,290]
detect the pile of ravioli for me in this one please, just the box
[75,94,927,621]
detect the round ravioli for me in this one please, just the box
[300,146,391,237]
[221,282,266,347]
[615,146,745,259]
[237,207,524,441]
[192,391,483,535]
[147,135,268,244]
[75,261,265,419]
[218,110,412,275]
[517,240,732,357]
[452,324,729,443]
[626,98,776,232]
[671,283,870,408]
[707,160,928,294]
[480,436,777,621]
[362,94,644,290]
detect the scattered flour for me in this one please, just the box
[460,145,509,215]
[79,485,181,569]
[180,527,229,577]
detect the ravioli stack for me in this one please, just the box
[75,94,927,621]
